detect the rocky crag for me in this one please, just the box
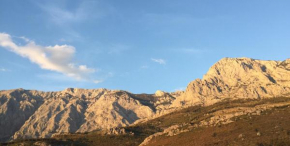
[0,57,290,142]
[0,88,176,142]
[172,57,290,107]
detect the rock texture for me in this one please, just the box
[172,58,290,107]
[0,89,47,142]
[1,57,290,142]
[0,88,174,141]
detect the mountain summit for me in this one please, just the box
[173,57,290,107]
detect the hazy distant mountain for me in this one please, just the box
[1,57,290,144]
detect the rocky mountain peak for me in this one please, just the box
[155,90,166,97]
[172,57,290,107]
[279,58,290,69]
[284,58,290,63]
[204,57,279,81]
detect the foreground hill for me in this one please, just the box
[1,57,290,144]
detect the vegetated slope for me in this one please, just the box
[144,98,290,146]
[3,97,290,146]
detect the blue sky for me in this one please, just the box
[0,0,290,93]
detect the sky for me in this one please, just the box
[0,0,290,93]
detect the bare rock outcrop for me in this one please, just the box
[0,89,160,141]
[76,91,155,133]
[172,57,290,107]
[0,89,46,142]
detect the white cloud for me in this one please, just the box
[0,33,95,80]
[151,58,166,65]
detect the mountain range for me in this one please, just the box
[1,57,290,145]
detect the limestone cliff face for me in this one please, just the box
[1,57,290,142]
[172,58,290,107]
[0,88,172,141]
[0,89,47,141]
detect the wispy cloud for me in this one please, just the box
[140,65,149,69]
[0,33,95,81]
[37,1,105,41]
[107,44,130,55]
[0,68,9,72]
[143,12,231,27]
[37,73,76,82]
[92,71,113,84]
[151,58,166,65]
[38,1,103,26]
[42,6,84,25]
[93,80,103,84]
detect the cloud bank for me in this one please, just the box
[0,33,95,80]
[151,58,166,65]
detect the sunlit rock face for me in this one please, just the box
[1,57,290,142]
[0,89,163,141]
[0,89,47,142]
[172,57,290,107]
